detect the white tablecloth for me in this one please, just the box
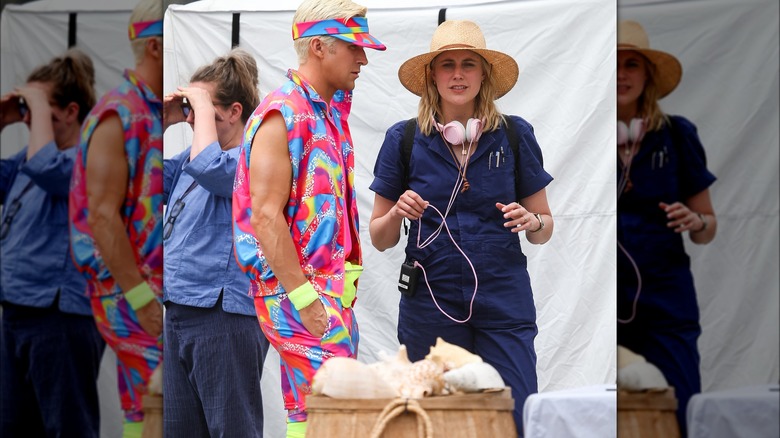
[522,384,616,438]
[687,384,780,438]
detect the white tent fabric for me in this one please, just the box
[619,0,780,393]
[164,1,616,436]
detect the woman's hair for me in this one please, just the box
[129,0,163,64]
[417,53,504,135]
[26,48,96,123]
[292,0,367,64]
[190,48,259,123]
[636,53,669,132]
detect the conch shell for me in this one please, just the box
[368,345,414,396]
[424,337,483,371]
[311,357,396,399]
[442,362,505,393]
[398,359,446,398]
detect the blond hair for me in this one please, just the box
[27,48,96,123]
[636,53,670,132]
[416,53,504,135]
[292,0,367,64]
[129,0,163,64]
[190,48,260,123]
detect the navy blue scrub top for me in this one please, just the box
[371,115,553,323]
[617,115,716,324]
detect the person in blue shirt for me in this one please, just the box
[162,47,270,437]
[369,21,554,437]
[616,20,717,436]
[0,48,105,438]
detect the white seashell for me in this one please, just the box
[443,362,504,393]
[424,337,483,371]
[617,362,669,391]
[616,345,669,391]
[312,357,396,399]
[617,345,646,369]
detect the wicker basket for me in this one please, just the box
[306,389,516,438]
[617,388,680,438]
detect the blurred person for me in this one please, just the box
[68,0,164,436]
[616,20,717,436]
[161,48,270,437]
[231,0,385,436]
[0,48,105,438]
[368,20,554,436]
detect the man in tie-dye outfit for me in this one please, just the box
[68,0,163,436]
[232,1,385,436]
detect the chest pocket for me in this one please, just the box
[478,144,517,203]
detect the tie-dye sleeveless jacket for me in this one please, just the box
[233,69,361,299]
[69,69,163,297]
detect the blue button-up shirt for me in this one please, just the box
[163,142,253,316]
[0,142,90,315]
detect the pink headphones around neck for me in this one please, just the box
[432,116,484,144]
[617,118,645,145]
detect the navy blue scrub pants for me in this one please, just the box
[1,299,105,438]
[399,302,538,438]
[163,292,270,437]
[618,320,701,437]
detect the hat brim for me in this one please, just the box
[619,46,682,98]
[398,47,519,98]
[332,33,386,51]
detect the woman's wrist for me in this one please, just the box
[529,212,544,233]
[692,213,707,233]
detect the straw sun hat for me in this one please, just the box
[398,20,519,98]
[618,20,682,98]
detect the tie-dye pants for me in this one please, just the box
[255,293,358,423]
[91,290,163,422]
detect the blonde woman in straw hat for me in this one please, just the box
[369,20,554,436]
[616,20,717,436]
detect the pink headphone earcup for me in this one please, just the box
[617,121,629,145]
[466,118,483,142]
[629,118,644,143]
[441,121,466,145]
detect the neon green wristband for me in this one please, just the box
[288,281,318,311]
[125,282,156,310]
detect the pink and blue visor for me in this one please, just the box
[128,20,163,41]
[292,17,386,51]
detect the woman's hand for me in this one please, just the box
[496,202,540,233]
[392,190,429,220]
[1,92,25,129]
[163,86,216,131]
[659,201,705,233]
[162,92,187,130]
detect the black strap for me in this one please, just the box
[438,9,447,25]
[68,13,77,48]
[12,180,35,203]
[1,179,35,226]
[179,179,199,202]
[503,116,522,201]
[401,115,522,201]
[231,13,240,48]
[401,117,418,191]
